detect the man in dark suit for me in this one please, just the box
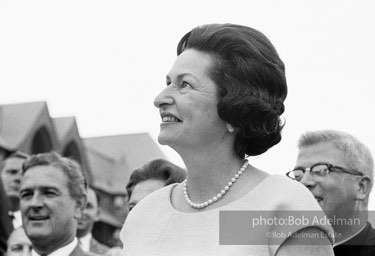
[0,181,12,256]
[76,187,109,254]
[0,140,15,256]
[1,151,29,229]
[287,130,375,256]
[19,152,98,256]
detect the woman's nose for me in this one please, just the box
[154,86,174,109]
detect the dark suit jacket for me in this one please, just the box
[334,222,375,256]
[89,238,110,255]
[0,180,13,256]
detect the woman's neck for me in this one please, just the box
[180,144,245,203]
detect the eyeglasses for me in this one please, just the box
[286,163,363,181]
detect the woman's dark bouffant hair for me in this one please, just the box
[177,24,288,158]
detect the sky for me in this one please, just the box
[1,0,375,209]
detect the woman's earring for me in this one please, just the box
[226,123,234,133]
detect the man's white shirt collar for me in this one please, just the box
[31,237,78,256]
[78,233,92,252]
[12,210,22,229]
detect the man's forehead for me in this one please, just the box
[130,179,165,203]
[3,157,25,167]
[20,183,61,191]
[296,142,346,166]
[21,165,68,189]
[8,228,30,244]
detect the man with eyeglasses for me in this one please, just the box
[287,129,375,256]
[0,139,16,256]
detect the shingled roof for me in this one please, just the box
[52,116,92,182]
[0,102,91,180]
[0,101,53,150]
[84,133,166,194]
[53,116,77,143]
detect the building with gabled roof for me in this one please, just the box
[83,133,166,246]
[0,101,167,247]
[84,133,166,193]
[53,116,92,182]
[0,102,91,180]
[0,101,58,153]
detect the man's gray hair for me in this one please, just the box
[298,129,374,188]
[22,151,87,203]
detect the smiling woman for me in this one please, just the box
[120,23,335,256]
[155,49,223,151]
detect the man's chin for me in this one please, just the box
[26,229,50,242]
[77,222,89,231]
[76,227,90,237]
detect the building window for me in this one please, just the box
[32,127,52,154]
[63,141,82,164]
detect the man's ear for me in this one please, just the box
[355,175,372,200]
[74,195,87,219]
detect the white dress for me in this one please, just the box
[120,175,333,256]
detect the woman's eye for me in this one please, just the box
[181,81,190,88]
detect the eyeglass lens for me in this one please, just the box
[292,164,329,181]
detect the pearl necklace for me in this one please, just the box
[183,160,249,209]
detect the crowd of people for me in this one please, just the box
[1,23,375,256]
[0,150,186,256]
